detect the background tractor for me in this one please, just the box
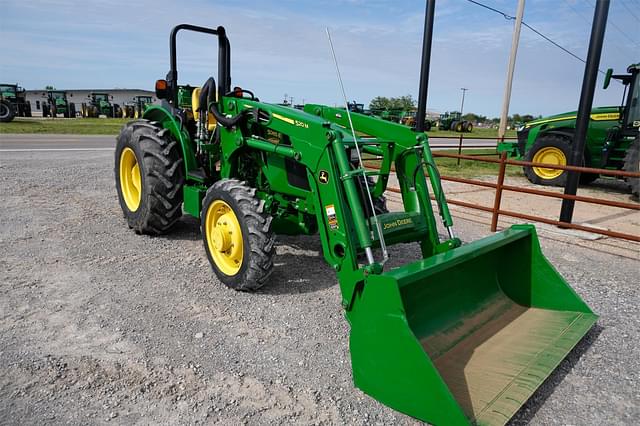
[121,95,154,118]
[133,95,153,118]
[42,90,76,118]
[0,83,32,122]
[438,111,472,132]
[114,24,596,425]
[498,63,639,195]
[82,92,119,117]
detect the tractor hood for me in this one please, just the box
[524,106,620,129]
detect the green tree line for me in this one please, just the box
[368,95,540,126]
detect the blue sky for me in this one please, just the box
[1,0,638,117]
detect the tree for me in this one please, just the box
[369,95,416,111]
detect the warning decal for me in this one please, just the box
[325,204,339,230]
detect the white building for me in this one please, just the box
[25,88,157,117]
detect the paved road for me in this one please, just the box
[0,134,116,151]
[0,133,499,151]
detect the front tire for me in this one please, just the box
[115,120,184,234]
[201,179,275,291]
[524,135,571,186]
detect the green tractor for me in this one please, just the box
[498,63,639,195]
[438,111,472,132]
[121,95,154,119]
[114,24,596,425]
[0,83,32,122]
[42,90,76,118]
[82,92,118,118]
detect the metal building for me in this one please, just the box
[25,88,157,117]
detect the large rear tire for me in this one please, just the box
[115,120,184,234]
[0,100,15,122]
[624,136,639,198]
[524,135,571,186]
[201,179,275,291]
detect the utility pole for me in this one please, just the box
[498,0,525,141]
[415,0,436,132]
[459,88,468,116]
[560,0,609,224]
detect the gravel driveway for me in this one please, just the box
[1,150,638,425]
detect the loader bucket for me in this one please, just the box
[347,225,597,426]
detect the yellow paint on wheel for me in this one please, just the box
[119,147,142,211]
[205,200,243,275]
[532,147,566,180]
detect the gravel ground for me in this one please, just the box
[1,151,638,425]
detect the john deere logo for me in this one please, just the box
[319,170,330,184]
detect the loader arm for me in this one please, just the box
[215,98,452,306]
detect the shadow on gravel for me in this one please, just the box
[508,323,604,425]
[261,235,338,295]
[159,216,201,241]
[585,178,631,196]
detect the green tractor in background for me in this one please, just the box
[121,95,154,118]
[113,24,597,426]
[42,90,76,118]
[82,92,119,118]
[498,63,639,196]
[0,83,32,122]
[438,111,472,132]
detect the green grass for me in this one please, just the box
[433,149,524,179]
[0,117,128,135]
[364,149,524,179]
[427,127,517,139]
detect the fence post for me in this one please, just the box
[491,151,508,232]
[456,133,463,166]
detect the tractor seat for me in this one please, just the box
[191,87,217,132]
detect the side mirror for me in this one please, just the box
[603,68,613,89]
[155,79,169,100]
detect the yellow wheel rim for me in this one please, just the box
[119,147,142,211]
[205,200,243,276]
[134,109,139,119]
[532,147,566,180]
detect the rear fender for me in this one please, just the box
[143,105,198,177]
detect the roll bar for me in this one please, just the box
[167,24,231,107]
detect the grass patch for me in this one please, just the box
[0,118,128,135]
[364,149,524,179]
[434,149,523,179]
[427,127,516,139]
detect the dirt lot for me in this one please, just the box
[1,150,639,425]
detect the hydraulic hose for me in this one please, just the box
[199,77,246,129]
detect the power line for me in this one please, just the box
[464,0,620,77]
[563,0,629,58]
[584,0,640,46]
[620,0,640,22]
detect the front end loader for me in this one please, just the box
[114,24,597,425]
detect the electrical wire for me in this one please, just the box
[584,0,640,46]
[620,0,640,22]
[465,0,631,79]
